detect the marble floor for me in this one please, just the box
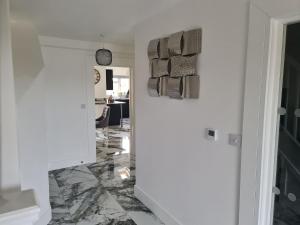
[48,121,164,225]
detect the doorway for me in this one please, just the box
[94,66,132,162]
[272,22,300,225]
[238,5,300,225]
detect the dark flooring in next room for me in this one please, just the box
[48,121,163,225]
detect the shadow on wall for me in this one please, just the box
[11,21,44,102]
[11,20,51,224]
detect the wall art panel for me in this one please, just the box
[184,75,200,99]
[170,55,197,77]
[152,59,170,77]
[182,29,202,56]
[168,31,183,56]
[167,77,183,99]
[159,37,169,59]
[148,77,160,97]
[147,28,201,100]
[148,39,160,59]
[159,76,169,96]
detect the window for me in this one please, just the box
[112,76,129,97]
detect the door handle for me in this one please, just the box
[288,193,297,202]
[278,107,287,115]
[295,109,300,118]
[272,186,281,195]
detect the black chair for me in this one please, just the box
[96,106,111,138]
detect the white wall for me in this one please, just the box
[134,0,249,224]
[40,36,134,170]
[11,21,51,224]
[0,0,20,192]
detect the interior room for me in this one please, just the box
[1,0,300,225]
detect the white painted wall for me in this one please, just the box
[11,21,51,224]
[40,36,134,170]
[0,0,20,191]
[134,0,249,224]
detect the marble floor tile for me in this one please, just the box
[52,165,98,187]
[74,190,134,225]
[128,211,164,225]
[49,174,61,196]
[62,180,103,220]
[48,221,75,225]
[49,174,73,223]
[48,124,163,225]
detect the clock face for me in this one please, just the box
[94,69,101,84]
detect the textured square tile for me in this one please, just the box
[152,59,170,77]
[148,39,160,60]
[168,31,184,56]
[182,28,202,56]
[170,55,197,77]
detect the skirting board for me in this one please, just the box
[35,205,51,225]
[134,185,184,225]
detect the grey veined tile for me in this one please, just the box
[48,124,163,225]
[72,187,136,225]
[49,174,60,195]
[48,221,75,225]
[52,165,98,187]
[129,211,164,225]
[61,180,101,220]
[48,174,72,223]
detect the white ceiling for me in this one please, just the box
[10,0,182,45]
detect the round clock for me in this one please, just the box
[94,69,101,84]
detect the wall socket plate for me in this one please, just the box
[228,134,242,147]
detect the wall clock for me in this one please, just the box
[94,69,101,84]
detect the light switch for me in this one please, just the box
[229,134,242,147]
[206,128,218,141]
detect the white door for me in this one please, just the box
[42,46,89,170]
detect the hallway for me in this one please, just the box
[48,124,163,225]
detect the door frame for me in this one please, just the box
[239,3,300,225]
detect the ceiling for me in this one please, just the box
[10,0,182,45]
